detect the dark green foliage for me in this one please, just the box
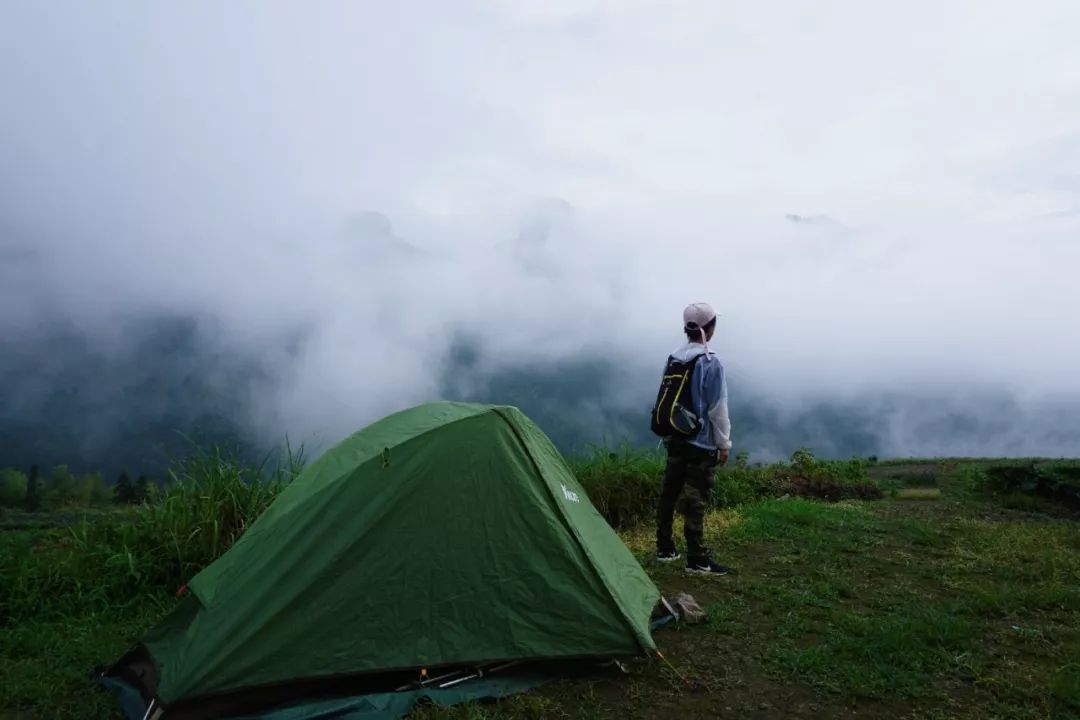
[1052,663,1080,709]
[89,474,112,505]
[568,446,881,529]
[970,459,1080,510]
[718,448,881,506]
[0,468,28,506]
[569,446,663,529]
[0,467,121,509]
[713,463,773,507]
[25,465,41,512]
[45,465,75,505]
[113,473,133,505]
[133,476,150,504]
[1,445,305,625]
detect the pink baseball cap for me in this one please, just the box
[683,302,717,331]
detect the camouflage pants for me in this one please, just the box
[656,442,718,560]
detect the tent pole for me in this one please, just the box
[436,660,521,689]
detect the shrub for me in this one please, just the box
[113,473,134,505]
[973,460,1080,511]
[763,449,882,502]
[133,476,151,504]
[713,464,773,507]
[0,468,28,507]
[953,463,987,493]
[570,446,663,529]
[25,465,42,512]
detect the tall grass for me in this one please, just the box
[3,441,879,624]
[569,445,664,529]
[116,444,304,587]
[1,444,304,623]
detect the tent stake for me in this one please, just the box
[656,651,700,693]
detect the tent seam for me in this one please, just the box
[490,408,652,652]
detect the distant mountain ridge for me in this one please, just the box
[3,315,1079,478]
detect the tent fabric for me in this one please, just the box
[102,615,680,720]
[117,401,659,713]
[102,671,551,720]
[228,674,549,720]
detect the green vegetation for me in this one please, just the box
[0,464,113,511]
[976,460,1080,510]
[2,449,1078,719]
[572,446,882,529]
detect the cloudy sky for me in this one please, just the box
[2,1,1079,451]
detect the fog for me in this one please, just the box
[3,2,1080,473]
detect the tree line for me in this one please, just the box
[0,465,157,510]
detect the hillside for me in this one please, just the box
[2,453,1077,719]
[8,313,1079,480]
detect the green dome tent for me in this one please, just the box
[103,402,662,719]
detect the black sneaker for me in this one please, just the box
[656,548,681,562]
[686,557,731,576]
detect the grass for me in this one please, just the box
[0,607,163,719]
[607,461,1080,719]
[1,446,303,625]
[2,452,1079,719]
[893,487,943,501]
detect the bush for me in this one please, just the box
[0,465,112,509]
[39,465,111,507]
[570,446,663,529]
[113,473,134,505]
[973,460,1080,510]
[715,463,774,507]
[756,449,882,502]
[134,476,151,504]
[25,465,42,512]
[953,463,987,493]
[0,469,28,507]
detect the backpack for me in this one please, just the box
[650,354,704,437]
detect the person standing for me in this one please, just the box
[650,302,732,575]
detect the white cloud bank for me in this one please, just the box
[2,0,1079,451]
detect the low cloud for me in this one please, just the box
[2,2,1079,472]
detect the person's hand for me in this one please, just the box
[717,448,730,466]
